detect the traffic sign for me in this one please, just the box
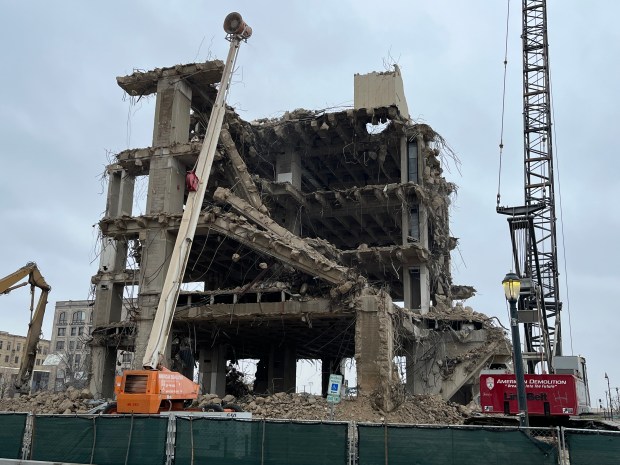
[327,374,343,404]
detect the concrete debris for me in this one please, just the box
[0,388,469,424]
[0,386,94,414]
[194,392,469,424]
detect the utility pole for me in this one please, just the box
[503,272,529,428]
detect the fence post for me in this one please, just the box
[348,421,357,465]
[558,426,568,465]
[165,414,176,465]
[20,413,34,460]
[383,422,389,465]
[261,419,267,465]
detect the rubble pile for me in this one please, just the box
[0,389,470,424]
[195,392,469,424]
[0,386,95,414]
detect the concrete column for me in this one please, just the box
[145,156,186,215]
[419,266,430,314]
[199,345,227,396]
[135,117,187,367]
[354,292,396,411]
[400,135,414,311]
[268,343,296,393]
[276,149,302,187]
[416,135,431,313]
[89,346,118,399]
[253,356,268,394]
[133,229,177,367]
[90,169,134,398]
[404,339,415,395]
[276,149,302,235]
[152,78,192,147]
[133,75,189,368]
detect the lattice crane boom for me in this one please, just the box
[498,0,561,372]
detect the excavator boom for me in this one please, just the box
[1,262,51,393]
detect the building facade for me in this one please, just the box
[0,331,51,396]
[49,300,93,391]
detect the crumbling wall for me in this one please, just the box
[404,305,511,403]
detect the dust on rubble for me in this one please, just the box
[0,386,95,414]
[0,388,471,425]
[197,392,470,424]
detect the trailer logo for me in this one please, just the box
[486,377,495,390]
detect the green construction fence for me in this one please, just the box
[30,414,168,465]
[0,412,27,459]
[357,424,558,465]
[565,429,620,465]
[174,417,349,465]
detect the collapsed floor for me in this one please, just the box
[85,61,511,413]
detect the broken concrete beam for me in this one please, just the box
[117,61,224,96]
[175,298,336,320]
[212,188,368,292]
[204,208,358,288]
[219,127,268,214]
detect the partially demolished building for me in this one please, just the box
[89,61,509,409]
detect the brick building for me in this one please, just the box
[0,331,51,396]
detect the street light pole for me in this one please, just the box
[503,271,529,428]
[605,373,614,421]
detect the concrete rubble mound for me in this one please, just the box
[0,388,470,425]
[0,386,95,414]
[195,392,470,424]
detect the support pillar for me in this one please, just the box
[355,292,396,411]
[152,78,192,147]
[276,149,302,235]
[253,356,268,394]
[268,343,296,393]
[400,134,430,314]
[404,339,416,395]
[90,168,134,398]
[199,346,227,396]
[134,77,191,367]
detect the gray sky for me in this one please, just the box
[1,1,618,406]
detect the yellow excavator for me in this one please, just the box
[0,262,51,393]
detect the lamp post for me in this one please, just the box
[503,271,529,428]
[605,373,613,421]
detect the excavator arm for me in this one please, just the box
[1,262,51,393]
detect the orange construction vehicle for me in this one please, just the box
[112,13,252,414]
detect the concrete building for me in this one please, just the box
[49,300,93,391]
[89,60,508,409]
[0,331,51,396]
[50,300,134,392]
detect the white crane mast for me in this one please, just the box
[143,13,252,370]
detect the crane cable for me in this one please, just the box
[549,72,575,355]
[497,0,511,208]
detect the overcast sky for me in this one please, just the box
[1,1,618,406]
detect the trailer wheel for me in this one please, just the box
[222,403,243,412]
[202,403,224,412]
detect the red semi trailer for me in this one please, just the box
[480,369,590,418]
